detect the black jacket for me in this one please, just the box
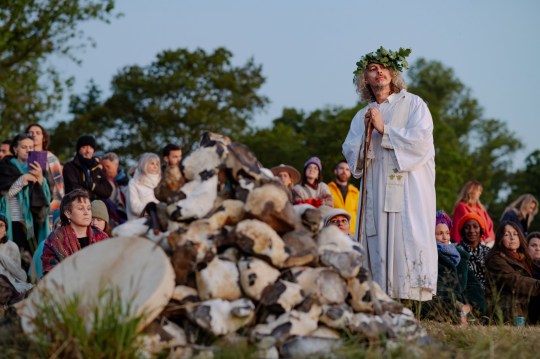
[63,155,112,200]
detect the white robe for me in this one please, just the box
[342,90,437,301]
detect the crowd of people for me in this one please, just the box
[1,45,540,328]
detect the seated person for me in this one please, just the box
[527,232,540,324]
[485,221,540,325]
[423,210,485,324]
[456,213,491,290]
[323,207,353,238]
[292,157,333,207]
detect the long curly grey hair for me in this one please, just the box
[354,68,407,102]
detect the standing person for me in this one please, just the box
[328,160,359,234]
[26,123,65,227]
[0,140,13,159]
[41,189,108,275]
[500,194,538,236]
[485,221,540,325]
[162,143,182,170]
[451,181,495,246]
[342,46,437,301]
[292,157,334,208]
[63,135,112,201]
[270,164,301,202]
[0,134,51,256]
[126,153,161,220]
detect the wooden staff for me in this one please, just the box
[357,111,373,246]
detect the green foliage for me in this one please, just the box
[0,0,118,139]
[241,105,362,183]
[30,288,145,359]
[50,47,269,163]
[354,46,411,77]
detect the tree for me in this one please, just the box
[0,0,117,138]
[50,47,269,162]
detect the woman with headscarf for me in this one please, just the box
[456,212,491,290]
[451,181,495,246]
[126,153,161,220]
[485,221,540,325]
[41,189,108,275]
[426,210,485,324]
[501,194,538,236]
[292,157,333,208]
[0,134,51,258]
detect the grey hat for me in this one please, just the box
[323,208,352,227]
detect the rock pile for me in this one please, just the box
[19,132,427,358]
[129,133,427,358]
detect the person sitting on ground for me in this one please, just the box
[26,123,65,229]
[0,133,51,258]
[452,180,495,246]
[41,189,108,275]
[100,152,129,226]
[271,164,301,203]
[501,194,538,236]
[63,135,112,201]
[126,153,161,220]
[424,210,485,325]
[0,214,32,302]
[0,140,13,160]
[162,143,182,170]
[456,213,491,290]
[485,221,540,325]
[292,157,333,208]
[526,231,540,324]
[91,200,112,236]
[323,207,353,238]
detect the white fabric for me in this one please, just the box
[0,240,33,293]
[126,172,160,220]
[342,90,437,301]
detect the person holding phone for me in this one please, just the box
[0,134,51,263]
[26,124,65,227]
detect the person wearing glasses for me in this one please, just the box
[323,207,353,238]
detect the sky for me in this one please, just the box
[52,0,540,168]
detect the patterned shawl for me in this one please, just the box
[41,224,108,274]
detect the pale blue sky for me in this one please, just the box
[53,0,540,167]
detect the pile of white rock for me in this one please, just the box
[114,133,427,358]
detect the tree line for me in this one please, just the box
[1,0,539,230]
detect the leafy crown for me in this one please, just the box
[353,47,412,77]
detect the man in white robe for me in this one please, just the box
[342,47,437,301]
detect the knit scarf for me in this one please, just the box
[437,242,461,267]
[133,169,161,189]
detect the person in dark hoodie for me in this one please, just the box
[62,135,112,202]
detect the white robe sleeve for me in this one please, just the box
[381,96,434,172]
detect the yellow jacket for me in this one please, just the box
[328,181,359,234]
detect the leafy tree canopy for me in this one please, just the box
[50,47,269,162]
[0,0,117,138]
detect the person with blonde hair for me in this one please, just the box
[126,153,161,220]
[343,46,437,301]
[451,181,495,246]
[501,194,538,236]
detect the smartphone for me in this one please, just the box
[27,150,48,170]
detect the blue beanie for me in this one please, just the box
[304,157,322,172]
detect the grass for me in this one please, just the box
[3,301,540,358]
